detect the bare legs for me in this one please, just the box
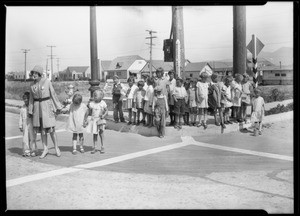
[40,130,60,159]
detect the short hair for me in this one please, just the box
[254,88,262,96]
[93,90,104,100]
[23,91,30,99]
[156,67,164,74]
[127,77,135,83]
[72,93,82,105]
[224,75,234,83]
[137,80,144,87]
[200,72,209,78]
[235,74,244,81]
[113,75,119,80]
[147,77,154,85]
[176,77,183,83]
[243,73,250,79]
[168,70,175,75]
[211,73,219,81]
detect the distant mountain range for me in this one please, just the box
[220,47,293,66]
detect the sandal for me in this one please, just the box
[39,149,49,159]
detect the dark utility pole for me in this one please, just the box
[172,6,185,78]
[89,6,100,98]
[233,6,247,76]
[146,30,157,77]
[21,49,30,82]
[47,45,56,81]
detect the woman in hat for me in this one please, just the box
[28,65,63,158]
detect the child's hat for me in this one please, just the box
[154,86,163,92]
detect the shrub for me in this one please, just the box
[265,103,293,116]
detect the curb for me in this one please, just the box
[6,105,293,137]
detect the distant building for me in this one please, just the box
[261,65,293,85]
[208,61,233,76]
[99,60,112,81]
[140,60,174,77]
[106,55,145,81]
[184,62,213,79]
[11,71,30,80]
[59,66,89,80]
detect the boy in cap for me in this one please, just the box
[172,77,188,129]
[112,75,126,123]
[152,86,169,138]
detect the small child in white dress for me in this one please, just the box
[19,92,37,157]
[85,90,108,154]
[251,88,265,136]
[66,93,88,155]
[196,72,209,129]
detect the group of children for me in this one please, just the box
[18,69,265,157]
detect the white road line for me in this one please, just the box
[192,141,293,162]
[6,141,189,187]
[5,129,66,140]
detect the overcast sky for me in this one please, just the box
[5,2,293,73]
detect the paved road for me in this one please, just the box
[5,112,293,212]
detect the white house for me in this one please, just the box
[185,62,214,79]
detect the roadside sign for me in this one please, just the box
[247,36,264,56]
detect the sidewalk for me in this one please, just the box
[5,98,293,137]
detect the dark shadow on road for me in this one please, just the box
[7,147,23,156]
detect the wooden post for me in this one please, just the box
[233,6,247,76]
[89,6,100,98]
[172,6,185,78]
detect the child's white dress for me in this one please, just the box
[251,96,265,123]
[221,85,233,108]
[66,103,88,133]
[144,85,154,114]
[231,82,242,107]
[19,105,35,153]
[125,84,138,110]
[196,82,209,108]
[86,100,107,134]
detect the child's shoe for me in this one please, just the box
[72,149,78,155]
[22,151,31,157]
[253,129,258,136]
[30,151,37,157]
[79,146,85,153]
[203,123,208,130]
[259,130,262,135]
[100,147,105,154]
[127,121,132,125]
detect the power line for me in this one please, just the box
[146,29,157,77]
[47,45,56,81]
[21,49,30,82]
